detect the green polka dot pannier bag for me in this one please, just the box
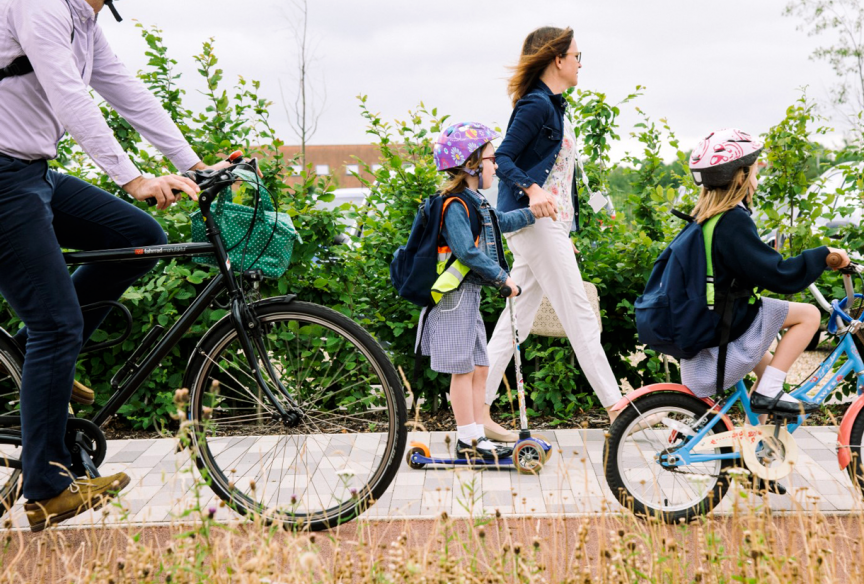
[190,169,301,279]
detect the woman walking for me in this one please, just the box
[483,26,623,442]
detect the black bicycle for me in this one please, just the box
[0,159,407,530]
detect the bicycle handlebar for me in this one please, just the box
[500,285,522,298]
[144,150,247,207]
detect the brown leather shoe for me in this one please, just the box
[71,380,95,405]
[24,472,130,532]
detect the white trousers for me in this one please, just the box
[484,218,622,408]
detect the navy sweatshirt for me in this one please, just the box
[709,205,829,344]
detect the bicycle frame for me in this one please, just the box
[663,332,864,469]
[2,168,298,431]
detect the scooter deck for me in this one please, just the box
[408,438,553,469]
[411,454,515,467]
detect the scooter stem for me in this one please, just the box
[507,297,529,434]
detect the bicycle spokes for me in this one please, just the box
[190,306,400,522]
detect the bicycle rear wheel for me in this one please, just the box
[0,336,23,517]
[185,299,406,530]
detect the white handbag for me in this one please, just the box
[530,282,602,338]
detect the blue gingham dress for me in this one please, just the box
[681,297,789,398]
[417,282,489,374]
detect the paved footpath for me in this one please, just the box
[5,426,862,530]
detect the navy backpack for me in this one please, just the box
[635,211,751,392]
[390,192,479,307]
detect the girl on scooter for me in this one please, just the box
[417,122,536,460]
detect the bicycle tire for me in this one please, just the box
[0,335,24,517]
[604,392,734,524]
[845,409,864,496]
[185,299,406,531]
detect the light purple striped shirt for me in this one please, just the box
[0,0,199,185]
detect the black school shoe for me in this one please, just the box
[456,438,513,461]
[750,392,820,417]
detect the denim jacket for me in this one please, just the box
[495,80,580,232]
[441,188,535,288]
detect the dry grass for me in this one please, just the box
[0,484,862,583]
[3,379,860,583]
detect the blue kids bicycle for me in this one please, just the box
[604,255,864,523]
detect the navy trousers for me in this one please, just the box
[0,154,166,500]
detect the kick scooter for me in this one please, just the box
[405,286,554,474]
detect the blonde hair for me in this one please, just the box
[440,147,484,196]
[691,166,756,224]
[507,27,574,107]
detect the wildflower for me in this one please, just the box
[207,506,217,519]
[300,551,318,570]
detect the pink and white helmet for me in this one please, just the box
[689,129,763,188]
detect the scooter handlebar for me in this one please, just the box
[500,285,522,298]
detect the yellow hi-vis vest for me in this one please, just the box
[430,197,478,304]
[431,260,471,304]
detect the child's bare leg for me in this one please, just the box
[771,303,820,371]
[450,371,475,427]
[472,366,489,425]
[754,302,820,405]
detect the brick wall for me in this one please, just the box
[278,144,385,188]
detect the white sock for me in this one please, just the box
[472,423,487,441]
[457,424,475,444]
[755,366,798,404]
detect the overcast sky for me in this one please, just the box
[100,0,846,161]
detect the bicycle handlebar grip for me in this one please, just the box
[145,170,202,207]
[827,252,847,270]
[499,285,523,298]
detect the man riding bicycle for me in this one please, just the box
[0,0,227,531]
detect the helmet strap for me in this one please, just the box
[478,161,484,190]
[105,1,123,22]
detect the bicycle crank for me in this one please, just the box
[692,424,798,481]
[65,418,107,479]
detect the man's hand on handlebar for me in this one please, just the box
[123,175,199,210]
[827,248,851,270]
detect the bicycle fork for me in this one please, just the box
[229,298,304,426]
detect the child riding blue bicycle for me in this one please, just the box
[606,128,861,523]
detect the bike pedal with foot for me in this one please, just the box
[25,472,130,532]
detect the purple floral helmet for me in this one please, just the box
[433,122,500,172]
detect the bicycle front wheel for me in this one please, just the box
[604,392,734,524]
[185,299,406,530]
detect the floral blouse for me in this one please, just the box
[541,115,576,225]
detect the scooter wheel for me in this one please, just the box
[533,434,553,462]
[513,441,546,475]
[406,446,427,470]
